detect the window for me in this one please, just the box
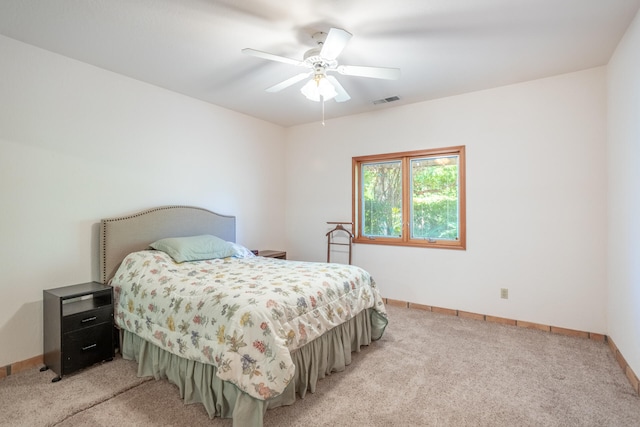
[352,146,466,250]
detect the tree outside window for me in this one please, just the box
[352,146,466,250]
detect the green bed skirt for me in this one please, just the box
[121,308,387,426]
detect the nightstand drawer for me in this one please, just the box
[63,306,113,332]
[63,322,113,373]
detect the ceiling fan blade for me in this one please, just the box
[320,28,352,60]
[326,76,351,103]
[336,65,401,80]
[242,48,303,66]
[266,72,311,92]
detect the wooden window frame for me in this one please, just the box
[352,146,466,250]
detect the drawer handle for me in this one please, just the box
[81,316,97,323]
[82,343,97,351]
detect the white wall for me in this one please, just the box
[285,67,608,334]
[0,35,287,367]
[607,9,640,377]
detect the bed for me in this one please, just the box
[99,205,388,426]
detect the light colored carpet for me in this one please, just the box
[2,305,640,426]
[0,353,151,426]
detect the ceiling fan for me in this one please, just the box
[242,28,400,103]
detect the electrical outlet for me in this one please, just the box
[500,288,509,299]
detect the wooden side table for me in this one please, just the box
[258,250,286,260]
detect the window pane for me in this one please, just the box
[410,155,459,240]
[362,161,402,237]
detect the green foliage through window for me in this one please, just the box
[362,161,402,237]
[410,156,459,240]
[353,146,466,250]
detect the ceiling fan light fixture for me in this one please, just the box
[243,27,400,106]
[300,75,337,102]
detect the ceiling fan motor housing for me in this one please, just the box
[304,31,339,71]
[311,31,328,45]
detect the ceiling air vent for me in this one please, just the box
[373,96,400,105]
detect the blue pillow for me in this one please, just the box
[150,235,235,263]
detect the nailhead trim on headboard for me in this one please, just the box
[99,205,236,284]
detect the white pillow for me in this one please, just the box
[230,242,257,258]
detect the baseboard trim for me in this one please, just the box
[607,336,640,394]
[385,297,640,396]
[0,354,43,380]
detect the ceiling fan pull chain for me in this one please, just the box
[321,96,326,126]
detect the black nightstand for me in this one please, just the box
[41,282,114,382]
[258,250,287,260]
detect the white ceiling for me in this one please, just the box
[1,0,638,127]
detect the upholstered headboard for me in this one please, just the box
[99,206,236,284]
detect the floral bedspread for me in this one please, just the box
[110,250,387,401]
